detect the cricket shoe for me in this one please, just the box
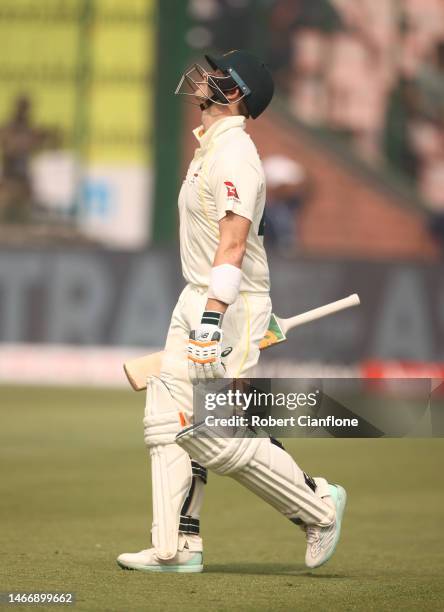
[304,484,347,569]
[117,534,203,573]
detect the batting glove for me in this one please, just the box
[188,311,226,384]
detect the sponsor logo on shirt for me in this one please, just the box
[224,181,240,200]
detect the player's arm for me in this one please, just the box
[206,211,251,315]
[187,212,250,383]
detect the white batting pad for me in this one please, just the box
[176,422,334,527]
[144,377,194,560]
[232,439,334,526]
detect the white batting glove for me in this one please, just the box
[188,311,226,384]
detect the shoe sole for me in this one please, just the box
[117,560,204,573]
[308,484,347,569]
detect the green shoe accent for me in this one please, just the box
[322,483,347,566]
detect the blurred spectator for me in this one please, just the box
[410,118,444,251]
[263,0,444,248]
[414,41,444,124]
[383,77,419,178]
[263,155,308,253]
[409,40,444,250]
[0,95,59,223]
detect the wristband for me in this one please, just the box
[207,263,242,305]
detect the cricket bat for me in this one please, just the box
[123,293,360,391]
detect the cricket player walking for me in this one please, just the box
[117,50,347,573]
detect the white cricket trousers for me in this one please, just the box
[160,283,272,418]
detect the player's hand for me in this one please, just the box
[187,323,226,383]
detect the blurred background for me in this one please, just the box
[1,0,444,387]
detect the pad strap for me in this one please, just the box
[191,460,208,484]
[179,515,200,535]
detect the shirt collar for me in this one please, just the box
[192,115,246,150]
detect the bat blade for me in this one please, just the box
[123,351,163,391]
[258,313,286,349]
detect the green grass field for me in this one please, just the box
[1,386,443,612]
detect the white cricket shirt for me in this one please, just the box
[178,115,270,293]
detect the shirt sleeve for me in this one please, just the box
[208,155,263,222]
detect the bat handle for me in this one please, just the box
[281,293,360,334]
